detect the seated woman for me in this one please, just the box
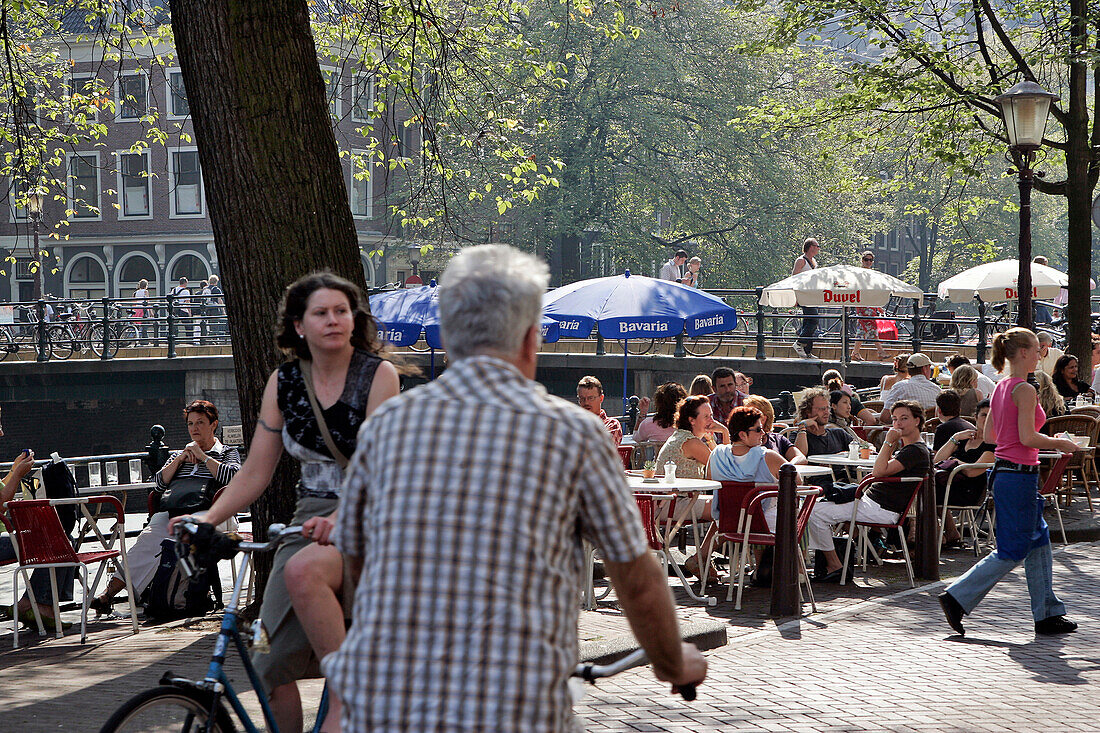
[823,369,877,425]
[1052,354,1095,401]
[805,399,931,583]
[829,390,860,429]
[689,374,713,396]
[1035,370,1067,431]
[91,400,242,613]
[878,354,910,394]
[932,399,995,549]
[708,406,789,531]
[949,363,984,417]
[743,395,805,464]
[0,448,73,630]
[655,395,729,578]
[633,381,687,444]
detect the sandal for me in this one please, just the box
[683,556,721,582]
[18,607,72,632]
[942,538,965,551]
[89,597,114,617]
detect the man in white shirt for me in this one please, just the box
[659,250,689,283]
[880,352,942,422]
[1036,331,1064,375]
[946,354,996,396]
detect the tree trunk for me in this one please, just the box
[1065,0,1094,373]
[170,0,366,595]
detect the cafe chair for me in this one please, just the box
[3,496,138,647]
[629,441,662,470]
[706,481,821,610]
[1038,452,1074,544]
[840,475,924,588]
[938,462,994,556]
[1043,414,1099,510]
[616,445,635,472]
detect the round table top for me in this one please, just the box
[794,464,834,478]
[625,474,720,492]
[806,452,878,468]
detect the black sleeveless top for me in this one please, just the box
[277,349,383,461]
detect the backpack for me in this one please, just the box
[41,460,78,534]
[140,538,222,622]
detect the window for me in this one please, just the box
[68,74,100,121]
[322,67,340,118]
[118,151,151,217]
[351,74,374,121]
[349,151,372,218]
[67,256,107,301]
[119,255,158,296]
[167,70,189,117]
[68,153,100,219]
[118,73,148,120]
[170,149,204,216]
[9,178,27,221]
[170,253,209,283]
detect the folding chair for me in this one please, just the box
[4,496,138,646]
[616,445,635,471]
[705,481,821,611]
[938,462,994,555]
[840,475,924,587]
[1039,452,1074,544]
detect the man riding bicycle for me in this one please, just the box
[323,244,707,731]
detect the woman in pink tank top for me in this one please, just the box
[939,328,1080,638]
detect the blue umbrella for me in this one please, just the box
[543,271,737,409]
[370,281,561,376]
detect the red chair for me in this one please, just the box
[706,481,821,610]
[4,496,138,646]
[1039,452,1074,544]
[840,475,924,587]
[616,445,635,471]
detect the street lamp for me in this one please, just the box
[405,244,422,288]
[994,80,1058,329]
[26,187,43,300]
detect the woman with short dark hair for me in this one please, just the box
[1051,354,1094,401]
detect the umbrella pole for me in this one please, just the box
[623,339,629,414]
[430,348,436,379]
[841,307,849,369]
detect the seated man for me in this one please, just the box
[0,447,73,630]
[91,400,241,613]
[576,375,622,445]
[880,352,942,423]
[708,366,746,425]
[807,400,931,582]
[932,389,974,450]
[793,388,850,460]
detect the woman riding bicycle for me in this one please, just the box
[170,272,400,733]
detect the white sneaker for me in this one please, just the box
[792,342,807,358]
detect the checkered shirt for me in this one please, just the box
[882,374,942,410]
[325,355,649,732]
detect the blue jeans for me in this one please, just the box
[946,468,1065,622]
[0,535,76,604]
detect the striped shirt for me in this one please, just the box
[325,355,649,732]
[153,439,241,490]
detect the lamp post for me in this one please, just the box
[994,80,1058,330]
[405,244,422,288]
[26,187,43,300]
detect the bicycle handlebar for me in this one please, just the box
[572,648,697,701]
[171,520,304,576]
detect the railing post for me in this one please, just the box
[755,286,766,360]
[35,299,48,362]
[166,293,177,358]
[776,390,793,420]
[595,333,605,357]
[770,464,799,617]
[673,331,686,358]
[975,297,987,364]
[144,424,170,475]
[100,296,113,360]
[910,300,922,354]
[626,395,640,434]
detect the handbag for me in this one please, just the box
[159,475,215,518]
[824,481,858,504]
[875,319,899,340]
[299,359,350,470]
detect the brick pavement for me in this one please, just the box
[576,541,1100,732]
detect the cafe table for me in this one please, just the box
[626,473,721,605]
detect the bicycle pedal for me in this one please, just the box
[250,618,270,653]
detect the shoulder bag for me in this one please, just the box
[299,359,350,470]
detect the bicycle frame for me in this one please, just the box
[162,529,329,733]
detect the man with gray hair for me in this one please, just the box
[325,244,706,732]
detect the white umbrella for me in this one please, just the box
[760,264,924,308]
[937,259,1077,303]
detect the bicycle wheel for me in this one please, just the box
[47,325,74,360]
[89,324,120,358]
[0,327,14,362]
[99,685,234,733]
[117,323,140,349]
[684,335,723,357]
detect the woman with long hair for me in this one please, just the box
[879,354,910,394]
[823,369,877,424]
[949,363,983,417]
[939,328,1080,637]
[170,272,401,732]
[1034,370,1066,425]
[633,381,688,443]
[1051,354,1094,401]
[689,374,714,396]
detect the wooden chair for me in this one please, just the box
[924,417,942,433]
[863,400,884,413]
[1043,414,1100,510]
[1071,405,1100,419]
[840,475,924,587]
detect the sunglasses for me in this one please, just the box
[862,257,874,262]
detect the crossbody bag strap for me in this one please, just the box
[299,359,350,470]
